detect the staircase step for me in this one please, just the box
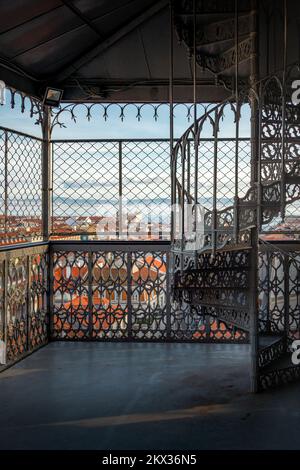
[176,12,241,18]
[198,12,253,43]
[258,352,300,391]
[197,36,255,75]
[259,335,283,349]
[258,335,286,370]
[177,14,252,50]
[174,0,252,15]
[198,34,249,55]
[204,306,250,331]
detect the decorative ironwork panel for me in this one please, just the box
[92,251,128,339]
[172,249,250,341]
[259,365,300,391]
[257,245,300,390]
[0,258,5,364]
[52,248,171,341]
[269,251,285,333]
[50,103,207,131]
[6,256,28,362]
[0,246,49,365]
[287,252,300,340]
[170,301,205,341]
[29,251,48,348]
[258,337,286,370]
[176,5,252,48]
[170,302,247,342]
[175,0,254,82]
[258,251,269,333]
[255,64,300,229]
[260,78,283,182]
[197,37,255,75]
[283,66,300,221]
[0,128,43,245]
[50,244,252,343]
[258,250,285,334]
[259,77,284,228]
[53,251,90,339]
[131,251,167,339]
[201,308,248,342]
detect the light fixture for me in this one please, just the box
[42,87,63,107]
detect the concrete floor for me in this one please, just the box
[0,342,300,450]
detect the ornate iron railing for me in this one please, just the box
[171,98,256,255]
[0,239,299,373]
[258,241,300,340]
[50,240,246,342]
[0,243,49,368]
[257,240,300,390]
[172,65,300,258]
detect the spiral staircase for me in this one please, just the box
[171,0,300,391]
[175,0,256,91]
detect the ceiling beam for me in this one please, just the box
[54,0,169,84]
[11,0,139,60]
[0,5,63,36]
[60,0,104,39]
[0,54,39,82]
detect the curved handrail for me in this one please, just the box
[172,60,298,175]
[172,95,243,253]
[172,63,300,253]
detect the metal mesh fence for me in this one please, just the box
[0,127,43,245]
[52,138,251,240]
[52,141,119,236]
[52,140,171,239]
[190,139,251,210]
[122,141,170,224]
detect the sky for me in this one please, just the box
[0,90,251,140]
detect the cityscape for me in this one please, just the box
[2,212,300,245]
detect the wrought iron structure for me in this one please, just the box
[257,241,300,390]
[2,0,300,397]
[51,136,252,240]
[50,102,211,131]
[3,86,42,125]
[50,241,244,342]
[170,0,300,392]
[0,243,48,367]
[0,239,250,371]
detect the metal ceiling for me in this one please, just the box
[0,0,228,103]
[1,0,300,103]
